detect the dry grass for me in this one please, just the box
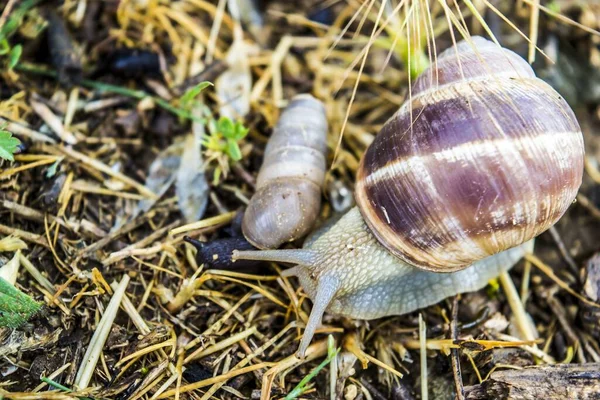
[0,0,599,399]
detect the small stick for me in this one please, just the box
[499,271,538,342]
[0,117,56,143]
[102,220,180,265]
[74,275,130,389]
[19,252,55,293]
[186,326,258,361]
[576,193,600,220]
[70,180,146,200]
[546,294,586,364]
[170,211,236,235]
[78,214,147,256]
[495,333,556,364]
[50,145,157,199]
[32,362,72,393]
[548,226,579,276]
[450,297,465,400]
[0,224,49,248]
[30,94,78,144]
[419,314,428,400]
[1,200,70,229]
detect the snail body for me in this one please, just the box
[234,37,584,357]
[242,94,328,249]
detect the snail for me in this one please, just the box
[233,37,585,357]
[242,94,328,249]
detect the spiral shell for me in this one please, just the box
[355,37,584,272]
[242,94,328,249]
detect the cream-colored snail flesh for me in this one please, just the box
[233,37,585,357]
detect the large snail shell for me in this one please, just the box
[355,37,584,272]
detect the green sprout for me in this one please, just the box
[203,116,249,184]
[284,335,340,400]
[179,81,213,111]
[176,81,250,183]
[40,377,94,400]
[0,129,21,161]
[177,81,248,162]
[0,0,43,71]
[205,116,249,162]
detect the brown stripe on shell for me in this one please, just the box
[365,78,580,172]
[356,130,583,271]
[355,37,584,272]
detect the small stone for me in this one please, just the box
[344,384,358,400]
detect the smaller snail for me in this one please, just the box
[234,37,585,357]
[185,95,327,270]
[242,94,328,249]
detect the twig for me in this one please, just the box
[52,145,157,199]
[0,223,49,248]
[495,333,555,364]
[186,326,257,361]
[576,193,600,220]
[74,275,130,389]
[419,314,428,400]
[0,117,57,143]
[450,297,464,400]
[548,226,579,276]
[19,252,55,293]
[525,254,600,308]
[30,93,78,144]
[170,211,236,235]
[77,215,147,257]
[16,63,202,122]
[1,200,70,230]
[498,271,538,342]
[0,0,19,31]
[545,293,586,364]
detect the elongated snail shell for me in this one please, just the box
[242,94,328,249]
[355,37,584,272]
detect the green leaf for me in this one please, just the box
[46,158,62,178]
[0,276,42,328]
[0,39,10,56]
[217,116,235,138]
[231,122,249,140]
[284,339,340,400]
[0,131,21,161]
[8,44,22,69]
[226,138,242,161]
[1,17,20,39]
[180,81,213,109]
[0,0,44,39]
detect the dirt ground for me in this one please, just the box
[0,1,600,399]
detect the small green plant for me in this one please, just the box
[179,81,213,111]
[0,276,41,328]
[204,116,249,183]
[0,43,23,70]
[0,129,21,161]
[284,335,340,400]
[0,0,43,71]
[205,116,249,162]
[176,80,250,183]
[40,377,94,400]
